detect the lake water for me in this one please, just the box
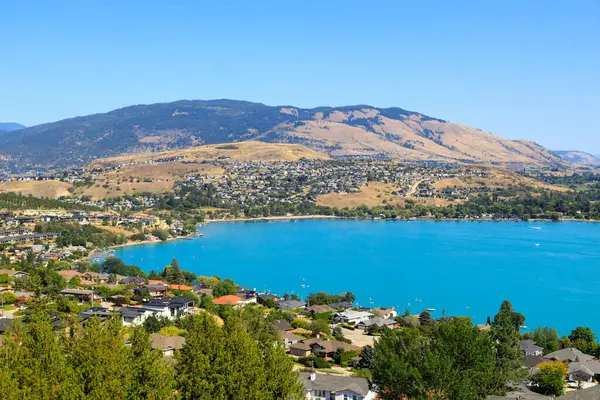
[112,219,600,336]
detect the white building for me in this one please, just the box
[334,310,373,325]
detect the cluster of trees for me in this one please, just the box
[0,192,100,211]
[0,308,304,400]
[370,301,526,400]
[35,222,127,248]
[307,291,356,305]
[147,258,197,285]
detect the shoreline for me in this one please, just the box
[90,215,600,257]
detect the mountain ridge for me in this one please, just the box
[0,122,26,133]
[554,150,600,166]
[0,99,568,174]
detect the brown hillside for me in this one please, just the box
[88,141,329,168]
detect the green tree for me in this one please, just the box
[569,326,595,343]
[530,361,567,396]
[70,316,132,399]
[176,312,303,400]
[533,327,559,354]
[129,327,175,399]
[372,318,507,400]
[418,310,432,325]
[491,300,525,382]
[357,345,374,369]
[212,278,237,298]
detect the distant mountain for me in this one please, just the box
[0,122,26,132]
[0,99,567,173]
[554,151,600,166]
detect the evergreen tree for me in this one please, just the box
[490,301,525,383]
[418,310,432,325]
[129,327,175,400]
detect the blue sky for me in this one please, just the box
[1,1,598,151]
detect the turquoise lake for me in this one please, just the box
[112,220,600,335]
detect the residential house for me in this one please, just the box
[0,269,29,280]
[236,289,258,304]
[277,299,306,311]
[192,283,213,297]
[212,295,245,306]
[519,339,544,356]
[57,270,81,280]
[567,360,600,383]
[257,293,278,305]
[273,319,293,332]
[119,307,156,326]
[289,341,313,357]
[150,333,185,357]
[0,318,13,334]
[545,348,594,363]
[282,331,305,350]
[328,301,353,310]
[61,288,95,303]
[356,317,396,330]
[142,297,194,320]
[545,348,600,383]
[144,284,169,298]
[334,310,373,325]
[372,307,397,319]
[299,372,377,400]
[169,284,193,292]
[119,276,146,285]
[303,305,335,316]
[148,279,167,285]
[310,340,361,359]
[79,307,112,325]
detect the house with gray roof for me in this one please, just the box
[545,348,594,363]
[299,372,376,400]
[277,299,306,311]
[356,317,396,330]
[150,333,185,357]
[520,339,544,356]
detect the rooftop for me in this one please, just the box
[299,372,370,397]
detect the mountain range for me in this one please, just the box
[0,122,26,133]
[0,100,571,174]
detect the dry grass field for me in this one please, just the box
[317,182,405,208]
[88,141,329,168]
[0,180,73,199]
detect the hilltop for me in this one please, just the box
[0,122,26,133]
[0,99,567,174]
[554,150,600,166]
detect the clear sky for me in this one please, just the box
[1,1,598,151]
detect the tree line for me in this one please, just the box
[0,307,304,400]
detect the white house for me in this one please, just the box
[142,297,194,320]
[119,307,156,326]
[300,372,377,400]
[334,310,373,325]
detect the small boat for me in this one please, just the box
[529,226,542,230]
[427,308,436,312]
[535,243,540,247]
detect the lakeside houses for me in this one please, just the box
[4,160,494,214]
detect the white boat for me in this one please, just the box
[427,308,436,312]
